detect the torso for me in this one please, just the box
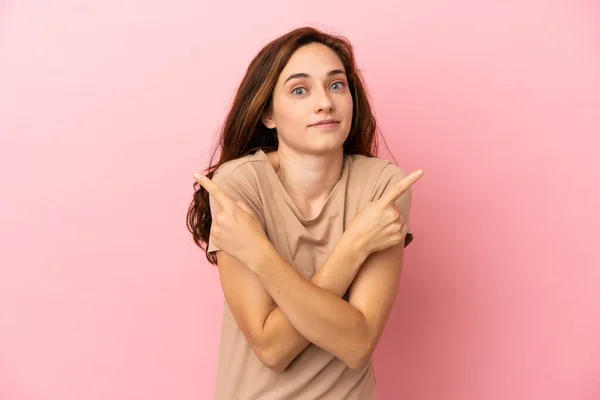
[208,149,410,399]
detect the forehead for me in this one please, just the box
[279,43,345,80]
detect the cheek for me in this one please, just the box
[275,100,306,129]
[344,94,354,114]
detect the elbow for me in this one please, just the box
[345,323,375,370]
[267,361,288,373]
[262,356,289,373]
[255,345,290,373]
[345,342,375,370]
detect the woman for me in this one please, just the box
[187,26,423,400]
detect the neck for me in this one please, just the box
[274,146,344,206]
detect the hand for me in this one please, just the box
[194,173,269,268]
[346,169,424,257]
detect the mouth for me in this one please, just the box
[309,119,340,127]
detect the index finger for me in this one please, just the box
[381,169,424,205]
[194,173,235,209]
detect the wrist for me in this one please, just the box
[247,237,279,276]
[338,230,370,266]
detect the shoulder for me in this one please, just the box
[208,151,271,208]
[346,154,409,196]
[349,154,415,245]
[212,151,263,182]
[210,151,272,193]
[207,151,269,225]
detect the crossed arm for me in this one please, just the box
[216,229,406,372]
[199,167,421,372]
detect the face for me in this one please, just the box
[262,43,354,156]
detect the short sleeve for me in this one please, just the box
[207,165,266,254]
[371,163,414,247]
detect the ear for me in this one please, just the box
[261,111,276,129]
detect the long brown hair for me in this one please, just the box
[187,26,388,265]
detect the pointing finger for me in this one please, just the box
[381,169,424,205]
[194,173,234,209]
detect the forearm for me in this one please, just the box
[258,235,367,370]
[252,238,372,369]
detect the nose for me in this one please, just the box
[313,89,334,113]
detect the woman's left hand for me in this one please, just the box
[194,173,269,266]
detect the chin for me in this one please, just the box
[304,138,347,156]
[283,128,349,155]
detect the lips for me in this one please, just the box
[310,119,339,126]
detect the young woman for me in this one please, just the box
[187,26,423,400]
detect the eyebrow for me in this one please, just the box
[283,69,346,84]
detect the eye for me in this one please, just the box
[330,82,345,91]
[292,87,307,96]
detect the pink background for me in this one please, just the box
[1,1,599,399]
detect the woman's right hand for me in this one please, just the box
[346,169,424,257]
[194,173,271,270]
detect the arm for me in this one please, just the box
[216,229,367,372]
[202,167,362,372]
[245,168,417,370]
[250,236,406,370]
[198,165,420,371]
